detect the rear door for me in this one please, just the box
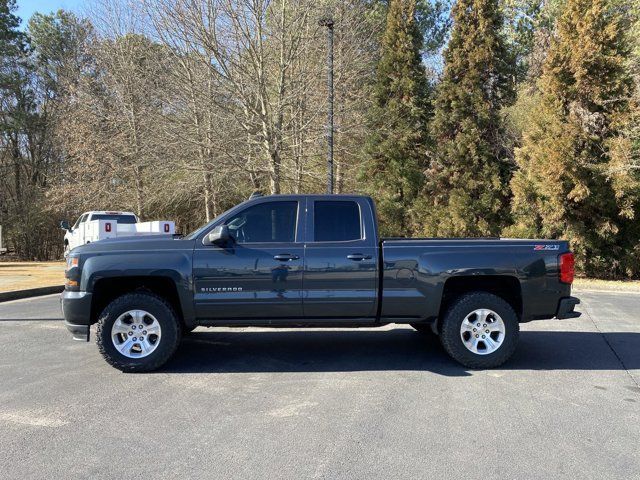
[193,199,305,320]
[303,197,378,320]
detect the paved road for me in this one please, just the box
[0,291,638,479]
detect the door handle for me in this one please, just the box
[347,253,372,261]
[273,254,300,261]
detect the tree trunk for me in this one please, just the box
[202,169,213,222]
[134,165,144,218]
[269,148,281,194]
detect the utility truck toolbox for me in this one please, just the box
[61,194,581,373]
[60,211,175,256]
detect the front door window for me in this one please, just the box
[193,200,304,320]
[225,201,298,244]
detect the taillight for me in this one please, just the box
[105,222,111,232]
[164,223,170,233]
[559,252,575,284]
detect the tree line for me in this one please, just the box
[0,0,638,279]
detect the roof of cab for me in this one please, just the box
[246,194,371,200]
[84,211,137,216]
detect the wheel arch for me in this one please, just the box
[90,276,185,327]
[435,275,522,332]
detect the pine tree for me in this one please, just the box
[414,0,515,237]
[0,0,27,92]
[361,0,431,236]
[506,0,639,278]
[0,0,23,53]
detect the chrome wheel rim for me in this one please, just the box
[111,310,161,359]
[459,308,505,355]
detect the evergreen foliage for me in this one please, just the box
[0,0,27,107]
[0,0,24,57]
[506,0,639,278]
[361,0,431,236]
[502,0,564,82]
[414,0,515,237]
[2,0,640,279]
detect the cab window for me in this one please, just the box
[225,202,298,244]
[314,201,362,242]
[73,214,88,229]
[92,214,137,224]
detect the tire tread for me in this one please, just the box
[96,292,182,372]
[439,292,519,369]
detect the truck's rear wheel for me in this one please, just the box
[96,292,181,372]
[439,292,519,369]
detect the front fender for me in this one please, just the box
[81,252,195,323]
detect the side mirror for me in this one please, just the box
[206,225,232,246]
[60,220,70,231]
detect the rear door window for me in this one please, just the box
[314,201,362,242]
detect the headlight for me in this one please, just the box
[66,256,79,270]
[65,257,80,291]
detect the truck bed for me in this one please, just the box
[379,237,570,322]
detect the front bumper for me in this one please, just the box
[556,296,581,319]
[61,290,93,341]
[65,322,89,341]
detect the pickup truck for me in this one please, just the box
[61,194,580,372]
[60,211,175,256]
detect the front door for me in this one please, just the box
[193,200,304,320]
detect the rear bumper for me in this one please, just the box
[556,296,581,319]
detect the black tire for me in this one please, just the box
[439,292,519,369]
[96,292,181,372]
[411,323,434,334]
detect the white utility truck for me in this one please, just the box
[60,211,175,256]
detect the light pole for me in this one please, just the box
[319,15,334,194]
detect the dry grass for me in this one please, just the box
[0,262,65,293]
[573,277,640,293]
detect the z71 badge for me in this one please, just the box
[534,244,559,251]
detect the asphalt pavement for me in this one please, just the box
[0,290,638,479]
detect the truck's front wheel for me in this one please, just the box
[96,292,181,372]
[439,292,519,369]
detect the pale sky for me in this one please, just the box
[16,0,84,28]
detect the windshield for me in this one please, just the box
[184,210,229,240]
[73,214,87,229]
[184,199,264,240]
[92,214,137,224]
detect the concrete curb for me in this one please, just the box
[0,285,64,303]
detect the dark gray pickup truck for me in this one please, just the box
[62,194,580,372]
